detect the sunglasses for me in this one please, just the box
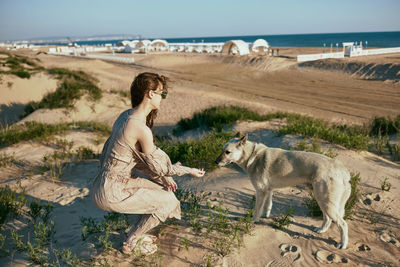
[154,90,168,99]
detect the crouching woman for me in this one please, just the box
[91,72,205,254]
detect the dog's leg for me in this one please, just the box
[313,179,349,249]
[264,190,273,218]
[314,212,332,233]
[253,190,269,222]
[336,217,349,249]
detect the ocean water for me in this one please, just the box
[45,31,400,48]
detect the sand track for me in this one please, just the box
[299,58,400,81]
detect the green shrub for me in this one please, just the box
[0,152,16,167]
[305,172,361,220]
[345,172,361,219]
[279,116,370,150]
[157,131,235,171]
[370,115,400,136]
[380,177,392,192]
[0,121,70,147]
[0,53,42,79]
[174,105,372,151]
[73,121,112,136]
[294,139,338,158]
[0,121,111,148]
[304,192,323,217]
[10,70,30,78]
[75,146,96,160]
[22,68,102,117]
[173,105,288,135]
[0,186,27,226]
[272,208,294,229]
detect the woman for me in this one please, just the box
[91,72,205,254]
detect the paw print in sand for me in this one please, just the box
[266,244,302,267]
[315,249,349,264]
[380,231,400,247]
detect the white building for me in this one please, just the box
[252,39,270,53]
[222,40,250,55]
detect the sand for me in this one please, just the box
[0,48,399,266]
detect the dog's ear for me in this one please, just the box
[238,134,248,146]
[234,132,241,138]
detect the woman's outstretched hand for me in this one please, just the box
[190,168,205,178]
[161,176,177,192]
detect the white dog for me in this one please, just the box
[215,133,351,249]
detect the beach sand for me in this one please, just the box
[0,48,399,266]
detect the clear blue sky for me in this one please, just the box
[1,0,399,41]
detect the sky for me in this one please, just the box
[1,0,399,41]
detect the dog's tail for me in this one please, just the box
[339,170,351,218]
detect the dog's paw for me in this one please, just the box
[313,227,326,234]
[335,243,347,250]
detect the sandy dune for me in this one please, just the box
[0,49,399,266]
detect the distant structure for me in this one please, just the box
[150,39,169,52]
[251,39,269,54]
[137,40,151,53]
[222,40,250,55]
[297,41,400,62]
[42,38,280,59]
[123,40,139,53]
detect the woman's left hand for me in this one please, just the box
[189,168,205,178]
[161,176,177,192]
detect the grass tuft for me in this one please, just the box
[0,53,43,79]
[279,116,370,150]
[0,153,17,167]
[0,121,111,148]
[22,68,102,117]
[345,172,361,219]
[174,105,374,151]
[157,131,235,171]
[173,105,288,135]
[0,185,27,226]
[272,207,294,230]
[369,115,400,136]
[305,172,361,220]
[380,177,391,192]
[294,139,338,158]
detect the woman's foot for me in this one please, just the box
[122,235,158,255]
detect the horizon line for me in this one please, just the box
[2,30,400,43]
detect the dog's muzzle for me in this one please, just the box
[215,153,228,166]
[215,153,223,165]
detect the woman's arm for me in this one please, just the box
[126,120,205,178]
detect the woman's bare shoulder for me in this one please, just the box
[125,119,151,137]
[124,119,153,152]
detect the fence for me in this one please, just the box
[350,47,400,57]
[47,51,134,64]
[297,52,344,62]
[85,54,134,63]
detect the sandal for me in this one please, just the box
[142,234,158,243]
[136,242,158,255]
[122,235,158,255]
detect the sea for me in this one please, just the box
[37,31,400,48]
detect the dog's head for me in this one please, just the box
[215,132,248,166]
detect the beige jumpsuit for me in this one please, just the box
[91,109,194,225]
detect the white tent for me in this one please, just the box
[124,40,139,53]
[150,39,168,51]
[118,40,131,47]
[222,40,250,55]
[137,40,151,53]
[252,39,269,53]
